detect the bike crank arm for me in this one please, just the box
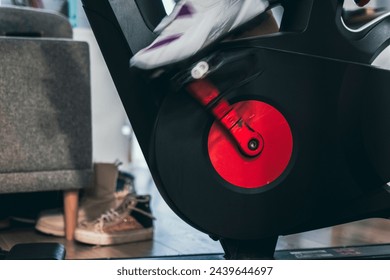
[186,72,264,158]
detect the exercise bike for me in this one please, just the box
[81,0,390,259]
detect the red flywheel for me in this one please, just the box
[208,100,293,189]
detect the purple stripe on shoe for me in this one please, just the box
[175,3,194,18]
[146,34,182,51]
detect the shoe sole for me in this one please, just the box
[75,228,154,246]
[35,221,65,237]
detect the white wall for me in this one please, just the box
[73,28,133,166]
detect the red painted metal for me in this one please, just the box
[187,79,264,157]
[208,100,293,189]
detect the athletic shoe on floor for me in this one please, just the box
[35,163,135,237]
[130,0,269,69]
[74,194,155,246]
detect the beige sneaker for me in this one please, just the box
[34,191,130,237]
[35,162,134,237]
[74,194,155,246]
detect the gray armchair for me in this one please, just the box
[0,6,92,240]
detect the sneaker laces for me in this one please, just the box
[114,189,130,200]
[93,195,155,231]
[94,208,120,231]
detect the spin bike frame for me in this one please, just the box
[81,0,390,259]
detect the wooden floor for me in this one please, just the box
[1,166,390,260]
[2,216,390,260]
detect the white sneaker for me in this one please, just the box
[130,0,269,69]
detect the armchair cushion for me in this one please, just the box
[0,37,92,193]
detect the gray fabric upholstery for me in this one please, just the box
[0,7,92,193]
[0,170,91,193]
[0,6,72,38]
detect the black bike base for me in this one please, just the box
[274,243,390,260]
[131,243,390,260]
